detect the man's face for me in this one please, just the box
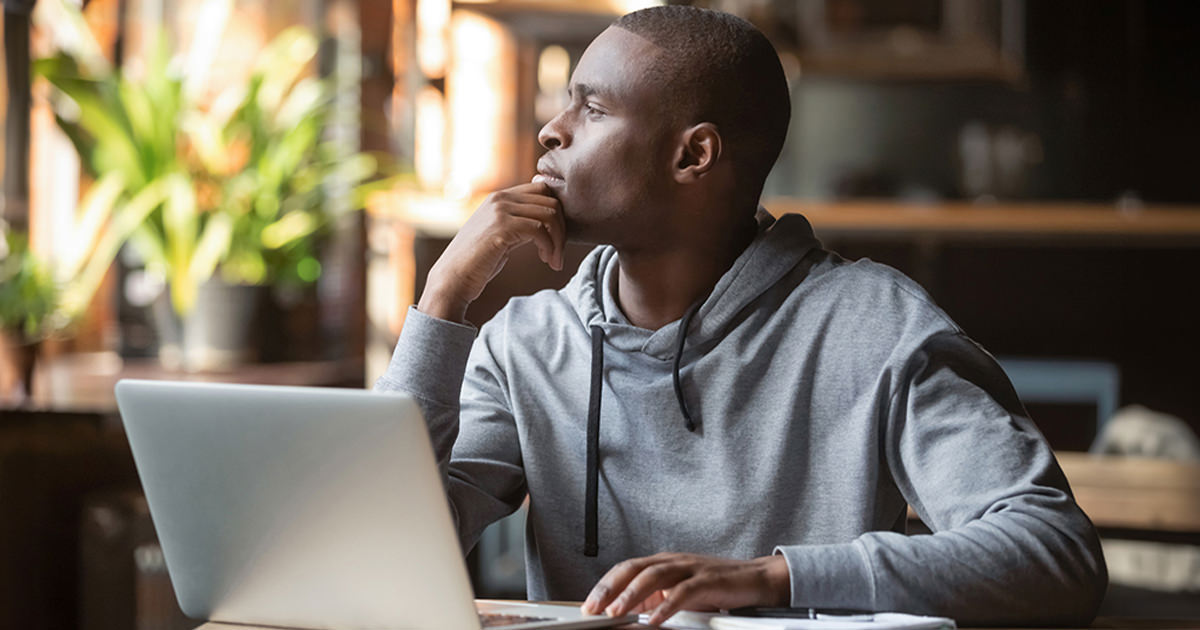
[535,27,678,246]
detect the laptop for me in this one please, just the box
[114,379,637,630]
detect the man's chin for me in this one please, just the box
[562,215,603,246]
[561,206,624,246]
[561,214,585,242]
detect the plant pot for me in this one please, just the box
[0,331,39,402]
[152,281,268,372]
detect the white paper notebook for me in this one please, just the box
[647,611,955,630]
[710,613,954,630]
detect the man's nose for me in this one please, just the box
[538,112,569,150]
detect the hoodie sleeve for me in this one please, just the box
[776,331,1107,626]
[373,306,526,552]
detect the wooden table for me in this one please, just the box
[1056,452,1200,542]
[905,452,1200,544]
[2,351,366,417]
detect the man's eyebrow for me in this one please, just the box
[569,83,605,100]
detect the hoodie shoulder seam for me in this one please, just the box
[846,260,963,335]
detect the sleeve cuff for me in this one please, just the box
[774,541,877,609]
[373,306,478,405]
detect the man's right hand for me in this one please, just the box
[418,181,566,323]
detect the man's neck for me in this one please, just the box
[614,215,758,330]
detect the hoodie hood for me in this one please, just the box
[563,208,823,360]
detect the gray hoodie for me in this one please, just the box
[375,211,1107,625]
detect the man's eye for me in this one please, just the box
[584,103,605,118]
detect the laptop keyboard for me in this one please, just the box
[480,613,557,627]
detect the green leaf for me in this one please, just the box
[253,194,281,220]
[255,27,319,115]
[221,250,266,286]
[162,174,199,312]
[274,77,328,130]
[51,112,103,177]
[141,31,185,165]
[32,54,82,84]
[31,0,112,77]
[258,116,321,195]
[59,170,126,283]
[334,153,379,186]
[118,77,164,170]
[0,233,59,340]
[59,179,171,319]
[41,74,146,186]
[181,111,229,174]
[190,211,233,288]
[261,210,318,250]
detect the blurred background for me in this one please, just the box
[2,0,1199,628]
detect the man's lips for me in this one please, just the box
[533,160,566,186]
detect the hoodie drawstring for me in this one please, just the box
[672,302,703,433]
[584,325,604,557]
[583,303,705,557]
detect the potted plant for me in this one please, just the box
[34,6,396,370]
[0,226,59,399]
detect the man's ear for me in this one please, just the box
[673,123,721,184]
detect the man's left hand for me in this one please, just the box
[581,553,791,626]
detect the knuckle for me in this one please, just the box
[673,580,700,600]
[643,564,670,579]
[625,576,656,596]
[490,233,513,251]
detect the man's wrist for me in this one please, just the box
[756,554,792,607]
[417,279,471,324]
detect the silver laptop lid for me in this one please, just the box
[115,379,480,630]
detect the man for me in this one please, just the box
[375,6,1107,626]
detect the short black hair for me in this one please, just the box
[614,6,790,200]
